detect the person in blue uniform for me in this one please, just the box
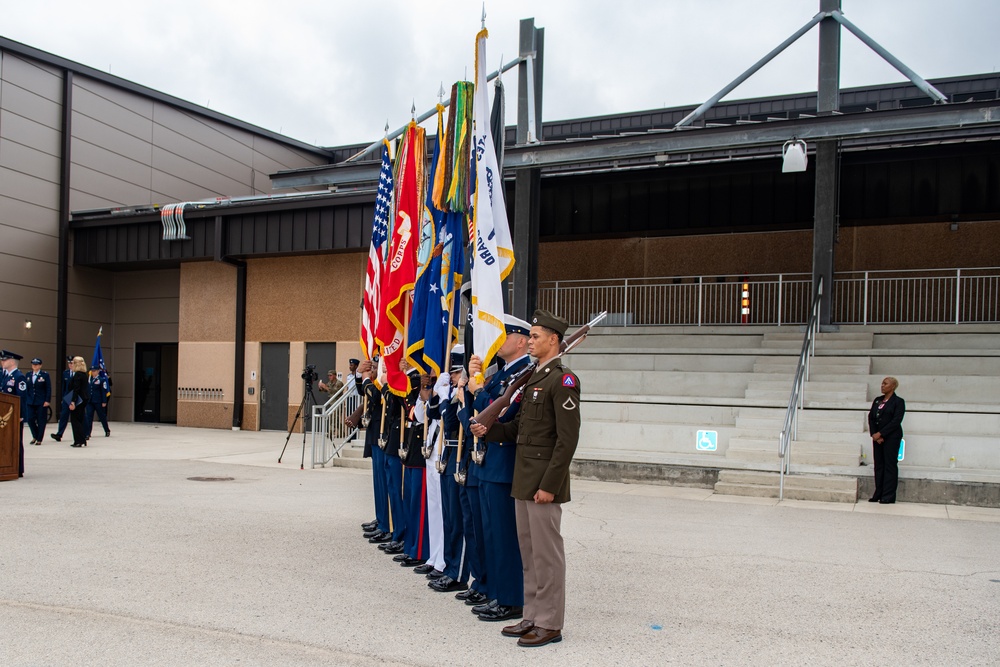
[50,357,74,442]
[376,363,413,556]
[466,315,532,623]
[396,369,430,568]
[455,384,491,612]
[1,350,29,476]
[24,357,51,445]
[424,346,474,594]
[356,361,391,544]
[85,366,111,440]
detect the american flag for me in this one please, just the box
[360,140,393,360]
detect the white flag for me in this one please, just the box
[470,28,515,373]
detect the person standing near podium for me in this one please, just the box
[1,349,28,477]
[24,357,51,445]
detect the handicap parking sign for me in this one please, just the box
[696,430,718,451]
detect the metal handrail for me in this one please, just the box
[310,384,361,468]
[778,277,823,500]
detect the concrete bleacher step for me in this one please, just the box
[735,410,865,434]
[714,470,858,502]
[753,358,872,375]
[760,332,874,350]
[727,437,861,467]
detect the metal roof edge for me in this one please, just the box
[0,35,333,159]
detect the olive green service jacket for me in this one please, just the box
[485,358,581,503]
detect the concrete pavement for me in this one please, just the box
[2,423,998,666]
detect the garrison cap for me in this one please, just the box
[31,357,43,365]
[503,315,531,336]
[530,309,569,336]
[0,349,23,361]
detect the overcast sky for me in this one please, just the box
[2,0,997,148]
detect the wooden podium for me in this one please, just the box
[0,393,21,481]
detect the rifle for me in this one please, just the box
[470,310,606,432]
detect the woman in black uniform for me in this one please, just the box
[66,356,90,447]
[868,376,905,504]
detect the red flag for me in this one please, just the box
[376,122,424,395]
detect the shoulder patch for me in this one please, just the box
[562,374,576,387]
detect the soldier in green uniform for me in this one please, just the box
[470,309,580,648]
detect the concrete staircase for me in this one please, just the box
[715,470,858,503]
[569,323,1000,506]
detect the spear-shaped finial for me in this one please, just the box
[383,120,389,137]
[438,82,445,104]
[481,3,486,29]
[411,100,416,120]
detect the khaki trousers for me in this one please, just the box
[514,498,565,631]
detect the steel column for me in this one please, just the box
[56,70,73,398]
[512,18,543,320]
[813,0,841,325]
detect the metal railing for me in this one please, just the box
[535,267,1000,327]
[310,385,361,468]
[778,278,823,500]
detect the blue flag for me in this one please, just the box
[91,326,106,378]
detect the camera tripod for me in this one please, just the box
[278,378,320,470]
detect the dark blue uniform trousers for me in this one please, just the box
[24,404,47,441]
[369,443,390,534]
[384,452,406,542]
[440,469,469,583]
[460,480,488,595]
[55,402,70,438]
[403,466,428,560]
[86,402,109,437]
[479,480,524,606]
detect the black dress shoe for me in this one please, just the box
[363,530,381,539]
[392,553,409,562]
[71,443,83,447]
[472,599,498,615]
[879,499,895,504]
[478,605,523,622]
[429,576,468,593]
[383,542,404,554]
[463,589,489,605]
[868,497,880,502]
[413,563,435,575]
[426,569,445,580]
[369,532,392,544]
[362,520,378,531]
[105,430,110,437]
[50,434,62,442]
[400,557,425,567]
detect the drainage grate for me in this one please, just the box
[186,476,235,482]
